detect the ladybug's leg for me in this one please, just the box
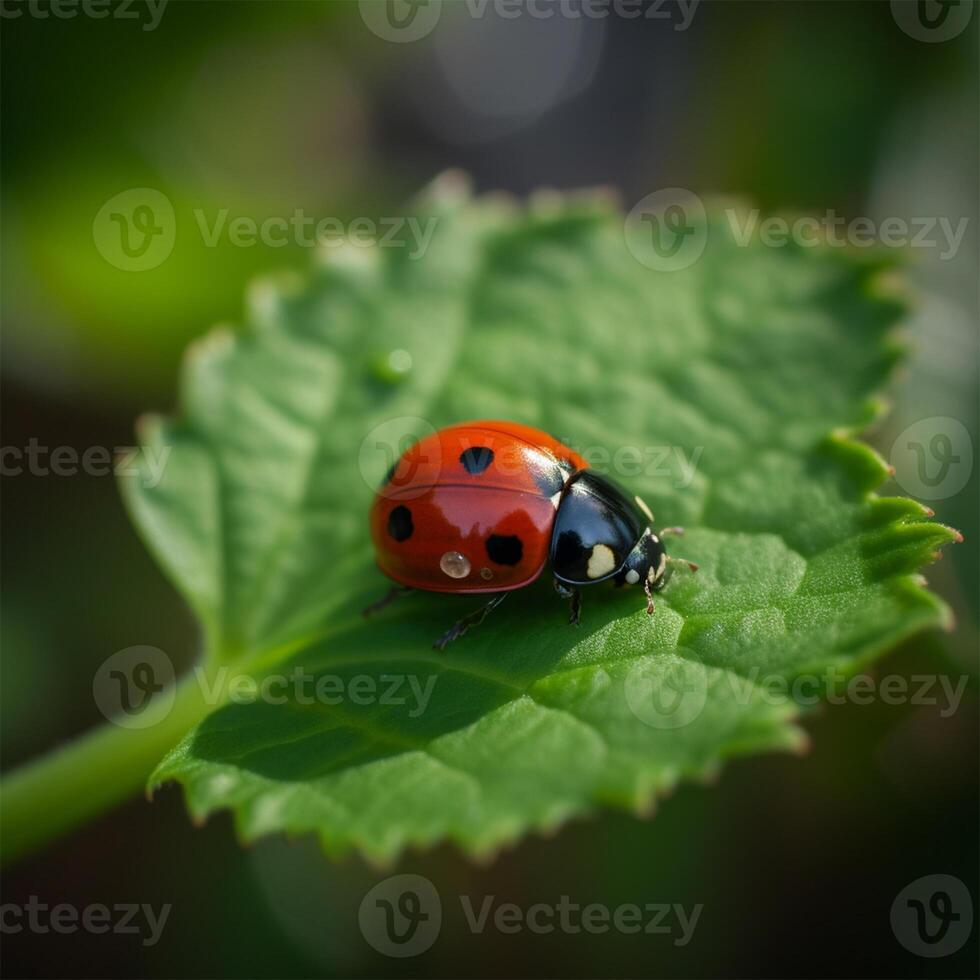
[658,526,685,538]
[433,593,507,651]
[362,585,413,618]
[644,577,656,615]
[554,580,582,626]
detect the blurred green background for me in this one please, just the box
[1,1,977,977]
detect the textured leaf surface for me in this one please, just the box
[124,176,956,860]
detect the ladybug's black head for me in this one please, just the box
[550,471,667,600]
[550,471,695,616]
[615,527,668,598]
[549,470,692,616]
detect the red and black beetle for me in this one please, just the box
[367,421,696,649]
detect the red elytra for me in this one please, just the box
[369,421,588,594]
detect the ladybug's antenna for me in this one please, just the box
[643,576,655,615]
[656,526,698,573]
[666,556,699,573]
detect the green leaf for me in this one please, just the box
[123,175,956,861]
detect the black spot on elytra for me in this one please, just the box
[486,534,523,566]
[460,446,494,475]
[387,505,413,542]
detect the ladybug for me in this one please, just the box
[367,421,697,650]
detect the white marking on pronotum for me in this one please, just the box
[634,495,654,523]
[586,544,617,579]
[625,569,640,585]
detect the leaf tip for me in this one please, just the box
[245,271,307,330]
[790,730,812,757]
[422,168,474,206]
[864,265,915,309]
[132,412,165,445]
[181,325,237,385]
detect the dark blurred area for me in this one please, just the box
[1,1,977,977]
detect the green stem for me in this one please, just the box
[0,624,353,866]
[0,670,213,866]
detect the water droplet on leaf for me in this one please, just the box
[370,349,413,385]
